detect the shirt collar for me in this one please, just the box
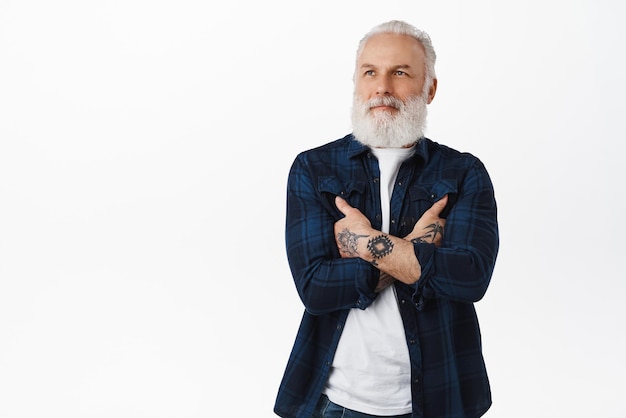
[347,135,371,158]
[347,134,430,165]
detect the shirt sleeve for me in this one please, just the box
[412,158,499,306]
[285,154,380,315]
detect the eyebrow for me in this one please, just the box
[360,64,413,71]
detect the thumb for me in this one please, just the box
[335,195,352,215]
[428,194,449,216]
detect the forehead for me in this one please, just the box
[358,33,426,68]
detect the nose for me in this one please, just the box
[375,75,393,95]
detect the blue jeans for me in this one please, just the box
[312,394,412,418]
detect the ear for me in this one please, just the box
[427,78,438,104]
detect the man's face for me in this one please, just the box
[355,32,431,115]
[351,32,434,148]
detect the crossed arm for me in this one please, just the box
[334,194,448,290]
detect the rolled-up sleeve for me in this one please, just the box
[413,158,499,305]
[285,154,379,315]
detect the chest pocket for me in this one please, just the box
[409,179,458,218]
[318,176,366,220]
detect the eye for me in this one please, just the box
[395,70,407,76]
[364,70,375,76]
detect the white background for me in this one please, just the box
[1,1,625,417]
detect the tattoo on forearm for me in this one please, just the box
[410,222,444,244]
[367,235,394,263]
[337,228,368,256]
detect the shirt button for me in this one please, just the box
[430,193,436,199]
[373,177,379,183]
[409,339,416,344]
[390,219,395,224]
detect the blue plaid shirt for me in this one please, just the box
[274,135,499,418]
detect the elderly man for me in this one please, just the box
[274,20,499,418]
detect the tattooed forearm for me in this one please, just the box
[367,235,394,263]
[337,228,368,256]
[410,222,444,244]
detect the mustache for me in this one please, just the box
[365,96,405,110]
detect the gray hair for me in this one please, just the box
[355,20,437,94]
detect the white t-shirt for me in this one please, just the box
[325,146,416,415]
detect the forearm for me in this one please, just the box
[334,194,448,287]
[337,226,422,285]
[375,272,396,293]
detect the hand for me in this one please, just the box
[405,195,448,247]
[333,196,372,258]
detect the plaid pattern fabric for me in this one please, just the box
[275,135,499,418]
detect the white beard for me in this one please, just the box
[351,93,428,148]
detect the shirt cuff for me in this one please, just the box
[355,261,380,309]
[412,242,436,310]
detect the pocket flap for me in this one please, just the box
[319,176,366,196]
[409,179,458,202]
